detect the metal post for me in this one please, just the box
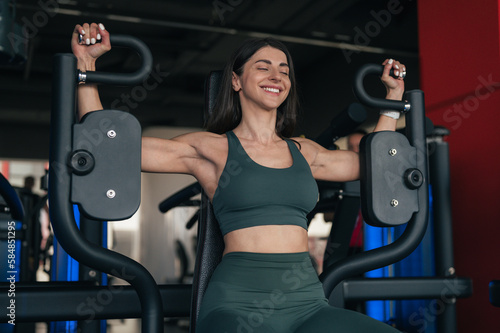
[79,214,104,333]
[428,129,457,333]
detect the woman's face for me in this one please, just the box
[232,46,291,113]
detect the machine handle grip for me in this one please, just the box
[353,64,410,112]
[83,34,153,86]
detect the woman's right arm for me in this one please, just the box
[141,133,214,174]
[71,23,219,178]
[71,23,111,120]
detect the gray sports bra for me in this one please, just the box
[212,131,319,235]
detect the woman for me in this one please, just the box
[73,22,405,332]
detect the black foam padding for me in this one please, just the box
[189,193,224,332]
[359,131,419,227]
[71,110,141,221]
[190,70,225,333]
[204,70,223,118]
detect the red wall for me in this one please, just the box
[419,0,500,331]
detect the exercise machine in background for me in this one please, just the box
[320,66,472,333]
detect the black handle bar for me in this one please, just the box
[0,173,24,221]
[49,35,162,332]
[82,34,153,86]
[353,64,410,112]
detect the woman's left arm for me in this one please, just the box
[303,58,406,182]
[374,58,406,132]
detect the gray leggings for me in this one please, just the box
[197,251,400,332]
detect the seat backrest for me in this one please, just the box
[189,194,224,332]
[189,71,224,333]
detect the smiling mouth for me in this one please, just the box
[262,87,280,93]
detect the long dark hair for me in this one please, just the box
[205,37,299,138]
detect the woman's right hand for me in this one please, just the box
[71,23,111,71]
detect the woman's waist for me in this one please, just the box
[223,225,309,255]
[217,210,309,236]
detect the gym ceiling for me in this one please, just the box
[0,0,418,159]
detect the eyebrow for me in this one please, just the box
[255,59,289,68]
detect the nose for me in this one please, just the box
[269,67,282,81]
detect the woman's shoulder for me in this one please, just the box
[291,136,321,151]
[290,136,325,163]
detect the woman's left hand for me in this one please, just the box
[381,58,405,100]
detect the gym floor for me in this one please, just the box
[107,319,189,333]
[34,319,189,332]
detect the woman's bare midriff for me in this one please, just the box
[223,225,309,255]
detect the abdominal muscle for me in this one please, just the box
[223,225,309,255]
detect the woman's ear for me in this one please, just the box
[232,72,241,92]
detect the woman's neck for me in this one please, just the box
[234,121,278,145]
[235,107,278,144]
